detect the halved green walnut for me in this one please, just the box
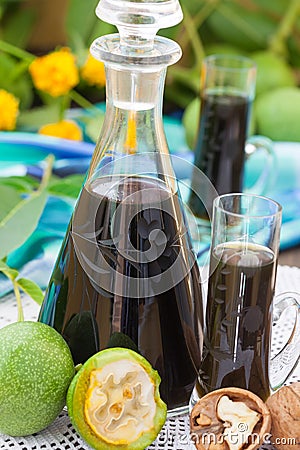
[67,347,167,450]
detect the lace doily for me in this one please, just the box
[0,265,299,450]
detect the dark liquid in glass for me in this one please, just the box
[188,92,251,219]
[39,175,203,411]
[197,241,276,401]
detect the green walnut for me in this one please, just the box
[0,321,75,436]
[67,347,167,450]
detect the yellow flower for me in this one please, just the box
[39,120,83,141]
[29,48,79,97]
[81,54,106,88]
[0,89,19,131]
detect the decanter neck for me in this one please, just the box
[87,64,174,184]
[105,64,166,111]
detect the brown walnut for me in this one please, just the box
[190,387,271,450]
[266,382,300,450]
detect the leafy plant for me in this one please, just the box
[0,156,84,321]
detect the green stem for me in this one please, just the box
[13,280,24,322]
[218,3,264,46]
[69,89,97,111]
[39,155,54,192]
[180,0,220,53]
[181,4,206,70]
[59,95,71,121]
[0,40,34,62]
[269,0,300,56]
[11,60,31,81]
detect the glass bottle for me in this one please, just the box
[39,0,203,416]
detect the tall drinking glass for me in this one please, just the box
[188,55,274,224]
[191,193,300,405]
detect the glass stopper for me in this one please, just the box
[95,0,183,51]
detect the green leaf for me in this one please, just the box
[235,0,286,17]
[88,20,116,43]
[3,8,36,48]
[0,53,33,109]
[0,185,22,222]
[67,31,87,63]
[0,52,15,74]
[84,113,105,143]
[16,277,44,305]
[0,176,39,193]
[48,174,84,198]
[10,74,33,110]
[0,189,48,260]
[37,91,62,107]
[0,259,18,281]
[181,0,208,15]
[159,23,181,41]
[168,66,200,93]
[18,104,60,130]
[182,97,200,150]
[206,3,275,52]
[66,0,99,46]
[164,82,195,109]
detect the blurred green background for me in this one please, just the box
[1,0,300,144]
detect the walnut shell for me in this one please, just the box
[266,382,300,450]
[190,387,271,450]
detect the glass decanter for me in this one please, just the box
[39,0,203,415]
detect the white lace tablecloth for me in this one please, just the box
[0,265,299,450]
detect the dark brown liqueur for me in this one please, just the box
[197,242,277,401]
[39,176,203,411]
[189,92,251,219]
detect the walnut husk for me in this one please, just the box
[266,382,300,450]
[190,387,271,450]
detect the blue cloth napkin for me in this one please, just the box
[0,119,300,295]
